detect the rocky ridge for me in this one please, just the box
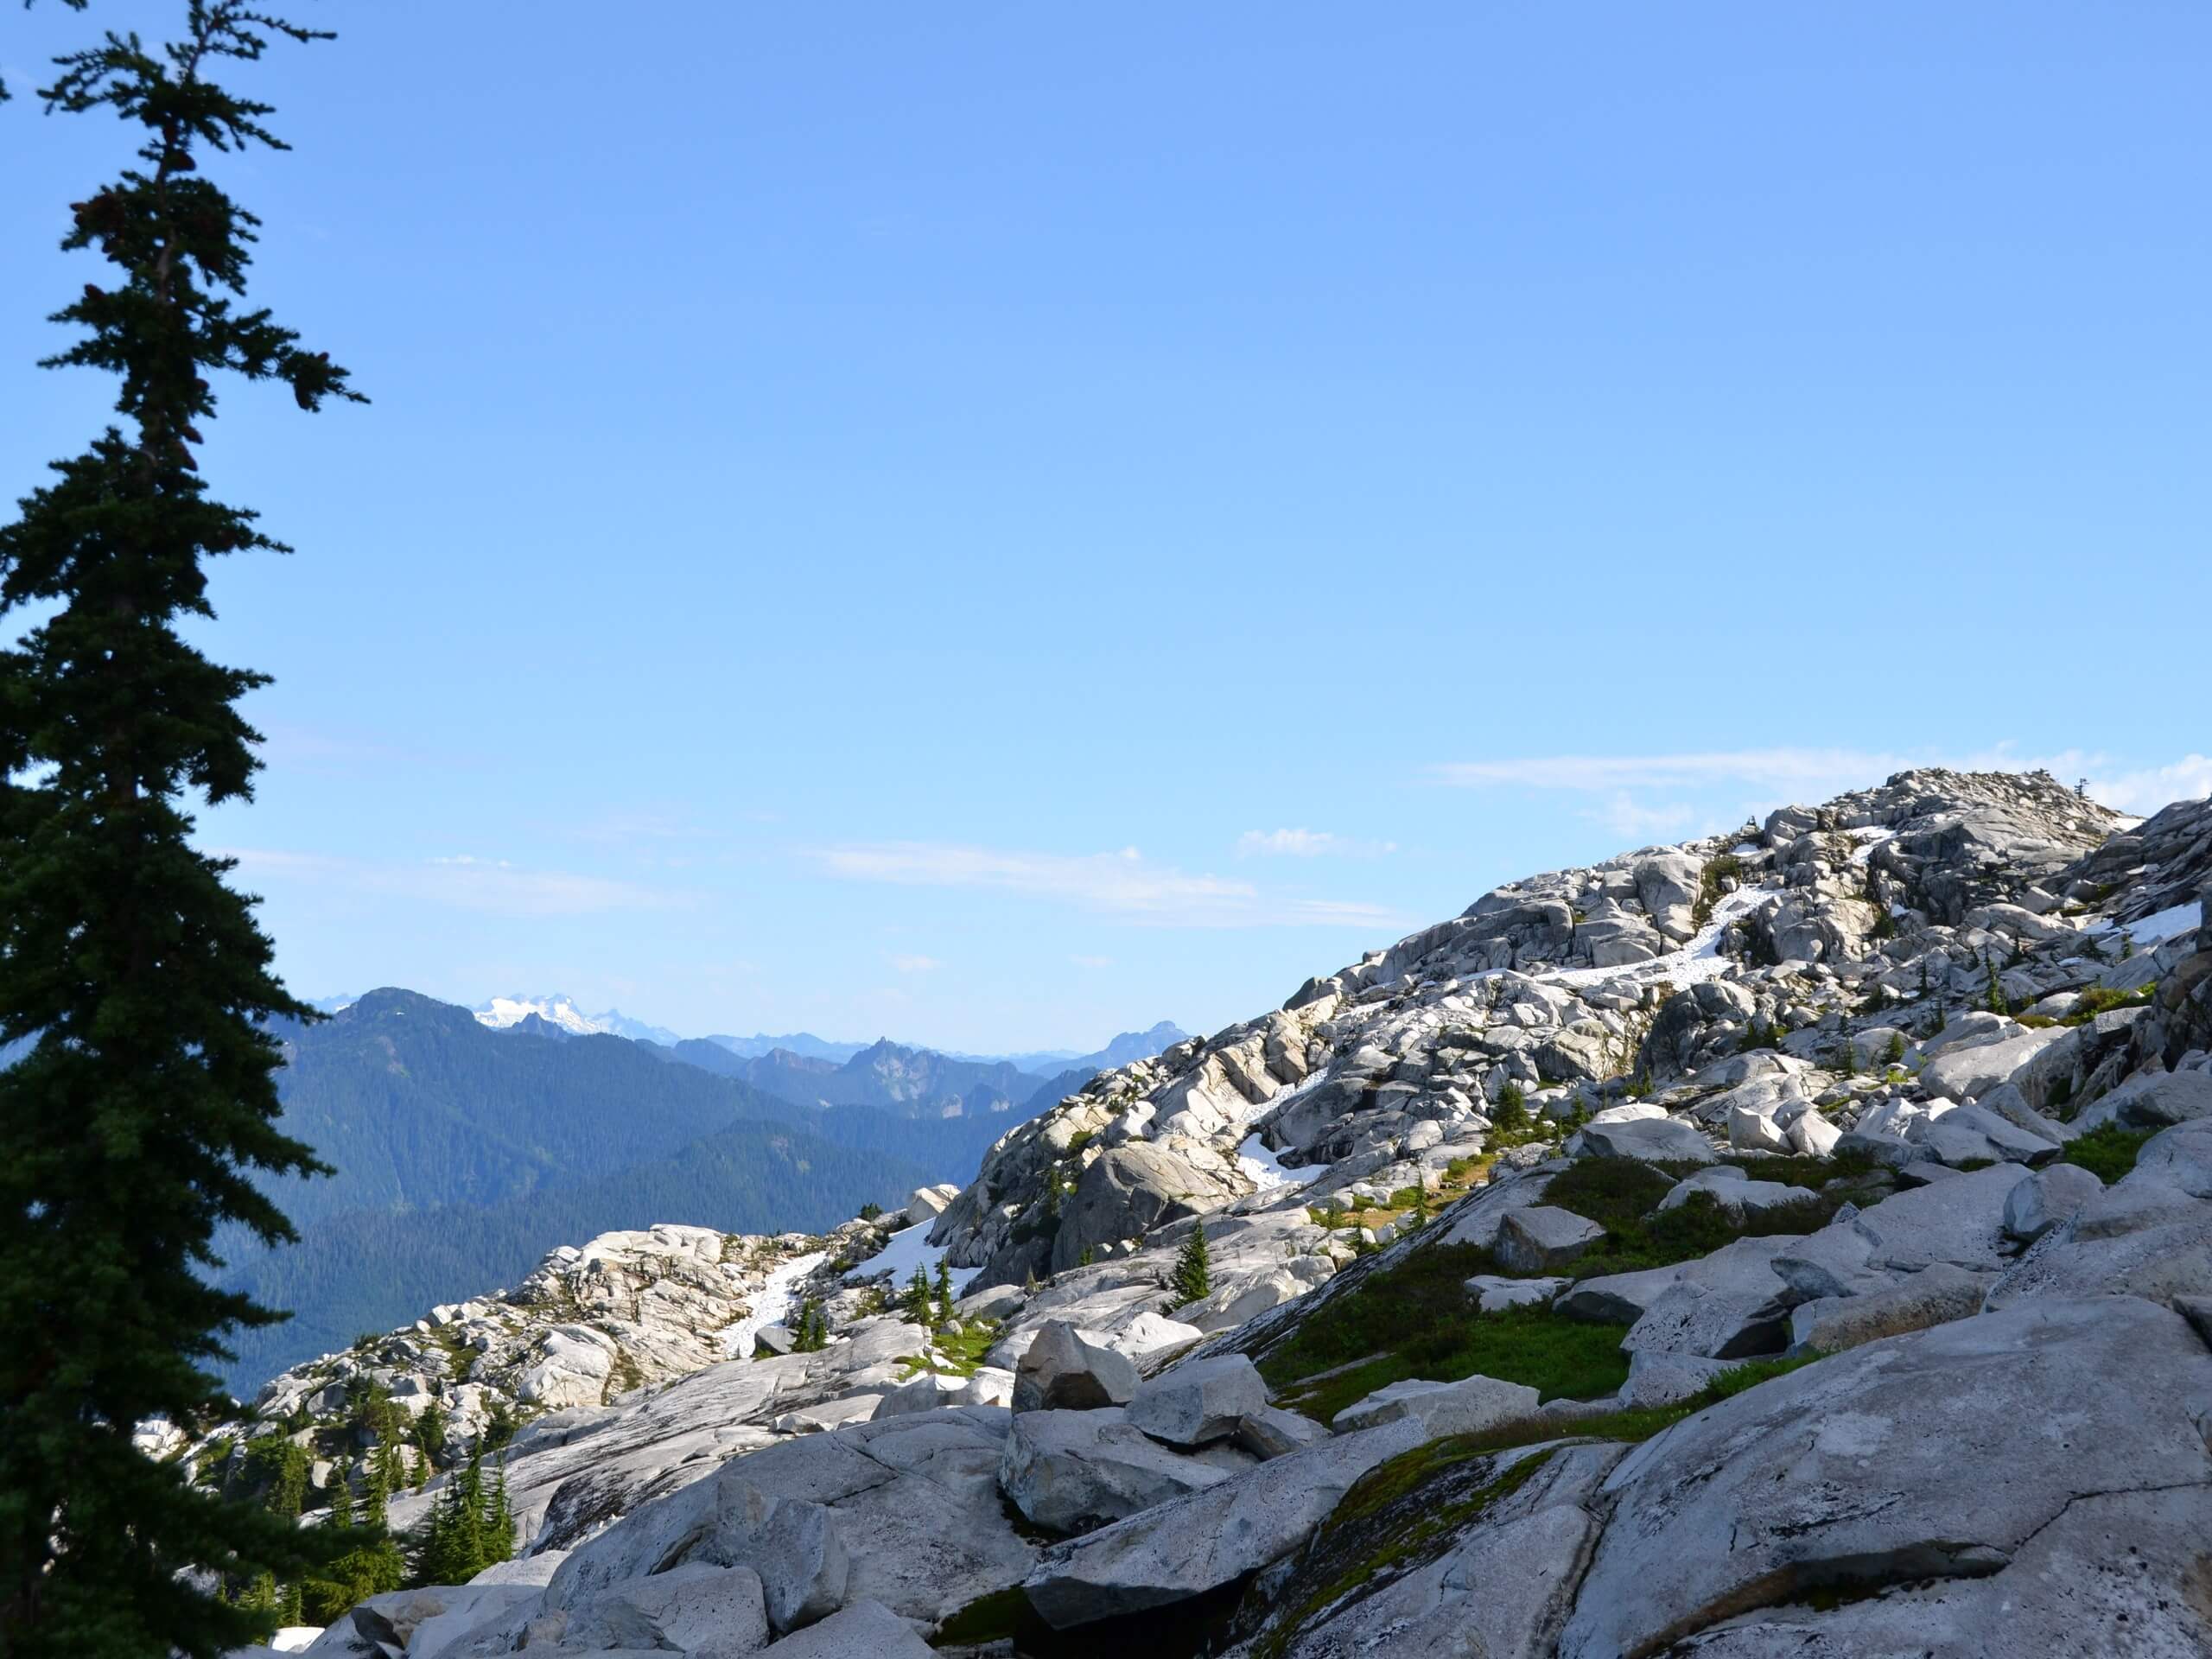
[216,770,2212,1658]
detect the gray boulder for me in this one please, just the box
[1921,1027,2068,1101]
[1656,1167,1817,1222]
[2001,1163,2105,1244]
[997,1408,1243,1535]
[1846,1162,2030,1273]
[1012,1321,1140,1414]
[758,1599,932,1658]
[1464,1273,1567,1313]
[1233,1405,1331,1459]
[561,1562,769,1655]
[1986,1125,2212,1310]
[715,1484,849,1635]
[1124,1353,1268,1447]
[1050,1146,1241,1274]
[1634,1483,2212,1656]
[1784,1263,1993,1357]
[1562,1236,1802,1357]
[1556,1295,2212,1659]
[1566,1116,1717,1165]
[1918,1101,2061,1166]
[1021,1422,1425,1628]
[1492,1205,1609,1274]
[2072,1068,2212,1133]
[1329,1372,1539,1436]
[1613,1350,1735,1409]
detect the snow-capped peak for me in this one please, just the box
[472,995,610,1037]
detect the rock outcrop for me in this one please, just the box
[209,770,2212,1658]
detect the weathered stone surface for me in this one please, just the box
[1235,1441,1626,1659]
[562,1562,769,1655]
[1330,1372,1539,1436]
[1920,1027,2069,1101]
[1049,1145,1243,1274]
[1648,1483,2212,1657]
[1012,1321,1141,1414]
[1492,1205,1609,1274]
[997,1408,1243,1535]
[1986,1124,2212,1310]
[1784,1263,1993,1357]
[714,1485,849,1634]
[1921,1100,2062,1166]
[545,1408,1033,1636]
[2001,1162,2105,1244]
[1789,1109,1841,1156]
[309,1586,541,1659]
[1657,1167,1816,1222]
[1233,1405,1331,1460]
[1567,1116,1718,1165]
[1613,1351,1734,1409]
[1021,1423,1424,1628]
[1557,1296,2212,1659]
[1111,1311,1205,1366]
[757,1599,932,1658]
[1465,1272,1566,1313]
[1561,1237,1802,1358]
[1843,1162,2030,1272]
[1124,1352,1268,1447]
[2072,1068,2212,1132]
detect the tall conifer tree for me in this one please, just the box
[0,6,362,1654]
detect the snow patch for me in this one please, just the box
[474,995,610,1037]
[1535,884,1768,994]
[1236,1132,1319,1191]
[842,1224,982,1298]
[1848,827,1897,864]
[721,1249,827,1359]
[2121,902,2203,946]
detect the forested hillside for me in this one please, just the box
[211,990,994,1393]
[214,1116,927,1392]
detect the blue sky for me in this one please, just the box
[4,3,2208,1052]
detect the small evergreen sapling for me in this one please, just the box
[1164,1226,1211,1314]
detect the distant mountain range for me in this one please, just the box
[656,1037,1046,1122]
[454,994,1189,1080]
[214,994,1189,1392]
[216,990,1000,1393]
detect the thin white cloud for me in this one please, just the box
[1432,748,1918,795]
[1236,829,1398,859]
[1068,954,1114,969]
[888,953,941,974]
[1432,747,2212,826]
[218,849,683,918]
[808,841,1395,929]
[2040,752,2212,817]
[1584,793,1710,843]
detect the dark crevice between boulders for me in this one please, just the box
[1629,1540,2015,1657]
[931,1576,1252,1656]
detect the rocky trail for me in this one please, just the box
[204,769,2212,1657]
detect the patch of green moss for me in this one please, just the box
[2062,984,2157,1026]
[897,1318,1000,1380]
[1249,1446,1557,1659]
[1691,854,1742,930]
[931,1584,1034,1647]
[2062,1122,2155,1183]
[1256,1243,1633,1422]
[1540,1160,1845,1280]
